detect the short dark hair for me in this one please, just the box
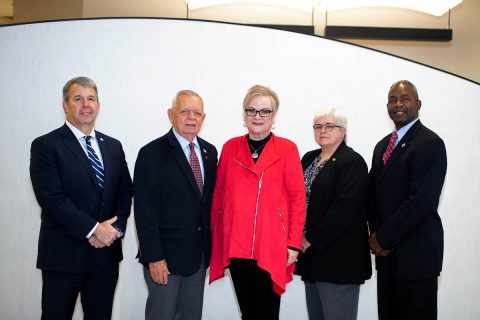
[390,80,419,100]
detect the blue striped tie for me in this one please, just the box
[84,136,104,189]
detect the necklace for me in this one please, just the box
[249,142,267,159]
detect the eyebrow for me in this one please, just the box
[389,93,410,99]
[73,94,96,98]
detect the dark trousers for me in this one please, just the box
[229,258,281,320]
[41,265,119,320]
[377,257,438,320]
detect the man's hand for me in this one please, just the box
[149,260,170,285]
[93,216,122,246]
[88,235,105,248]
[369,232,391,257]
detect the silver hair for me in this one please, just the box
[62,77,98,102]
[171,90,204,110]
[313,107,348,143]
[313,107,348,130]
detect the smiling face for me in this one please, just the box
[168,94,205,142]
[387,83,421,129]
[243,95,275,140]
[314,114,345,151]
[63,83,100,135]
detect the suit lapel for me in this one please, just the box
[198,138,213,196]
[378,121,422,181]
[96,131,110,192]
[60,125,99,188]
[167,129,202,198]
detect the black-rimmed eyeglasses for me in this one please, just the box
[244,108,273,118]
[313,124,344,132]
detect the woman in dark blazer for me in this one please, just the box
[295,108,372,320]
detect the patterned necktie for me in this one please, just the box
[382,131,398,165]
[85,136,105,189]
[189,143,203,194]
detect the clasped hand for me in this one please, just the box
[89,216,122,248]
[368,232,391,257]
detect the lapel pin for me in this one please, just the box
[332,158,336,162]
[100,137,104,142]
[401,143,406,148]
[203,148,207,154]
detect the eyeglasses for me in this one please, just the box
[313,124,344,132]
[179,109,203,118]
[244,108,273,118]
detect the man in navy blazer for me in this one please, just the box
[134,90,217,320]
[30,77,133,319]
[368,80,447,320]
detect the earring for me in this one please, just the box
[243,121,246,127]
[271,123,276,131]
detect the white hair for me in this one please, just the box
[313,107,348,130]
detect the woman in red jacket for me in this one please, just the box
[209,85,306,319]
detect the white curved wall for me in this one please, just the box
[0,18,479,319]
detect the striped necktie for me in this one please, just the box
[382,131,398,165]
[85,136,104,189]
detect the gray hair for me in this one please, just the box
[313,107,348,130]
[313,107,347,143]
[62,77,98,102]
[171,90,204,110]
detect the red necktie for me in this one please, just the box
[382,131,398,165]
[189,143,203,194]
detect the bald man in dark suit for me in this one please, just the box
[368,80,447,320]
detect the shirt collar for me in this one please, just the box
[396,118,418,136]
[395,118,418,145]
[65,120,97,141]
[172,127,199,150]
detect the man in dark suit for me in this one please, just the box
[134,90,217,320]
[30,77,133,320]
[368,80,447,320]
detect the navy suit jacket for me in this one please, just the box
[30,124,133,273]
[133,129,217,276]
[368,120,447,279]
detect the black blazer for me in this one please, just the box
[368,120,447,279]
[30,124,133,272]
[295,141,372,284]
[133,129,217,276]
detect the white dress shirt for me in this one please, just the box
[65,120,102,238]
[172,127,205,182]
